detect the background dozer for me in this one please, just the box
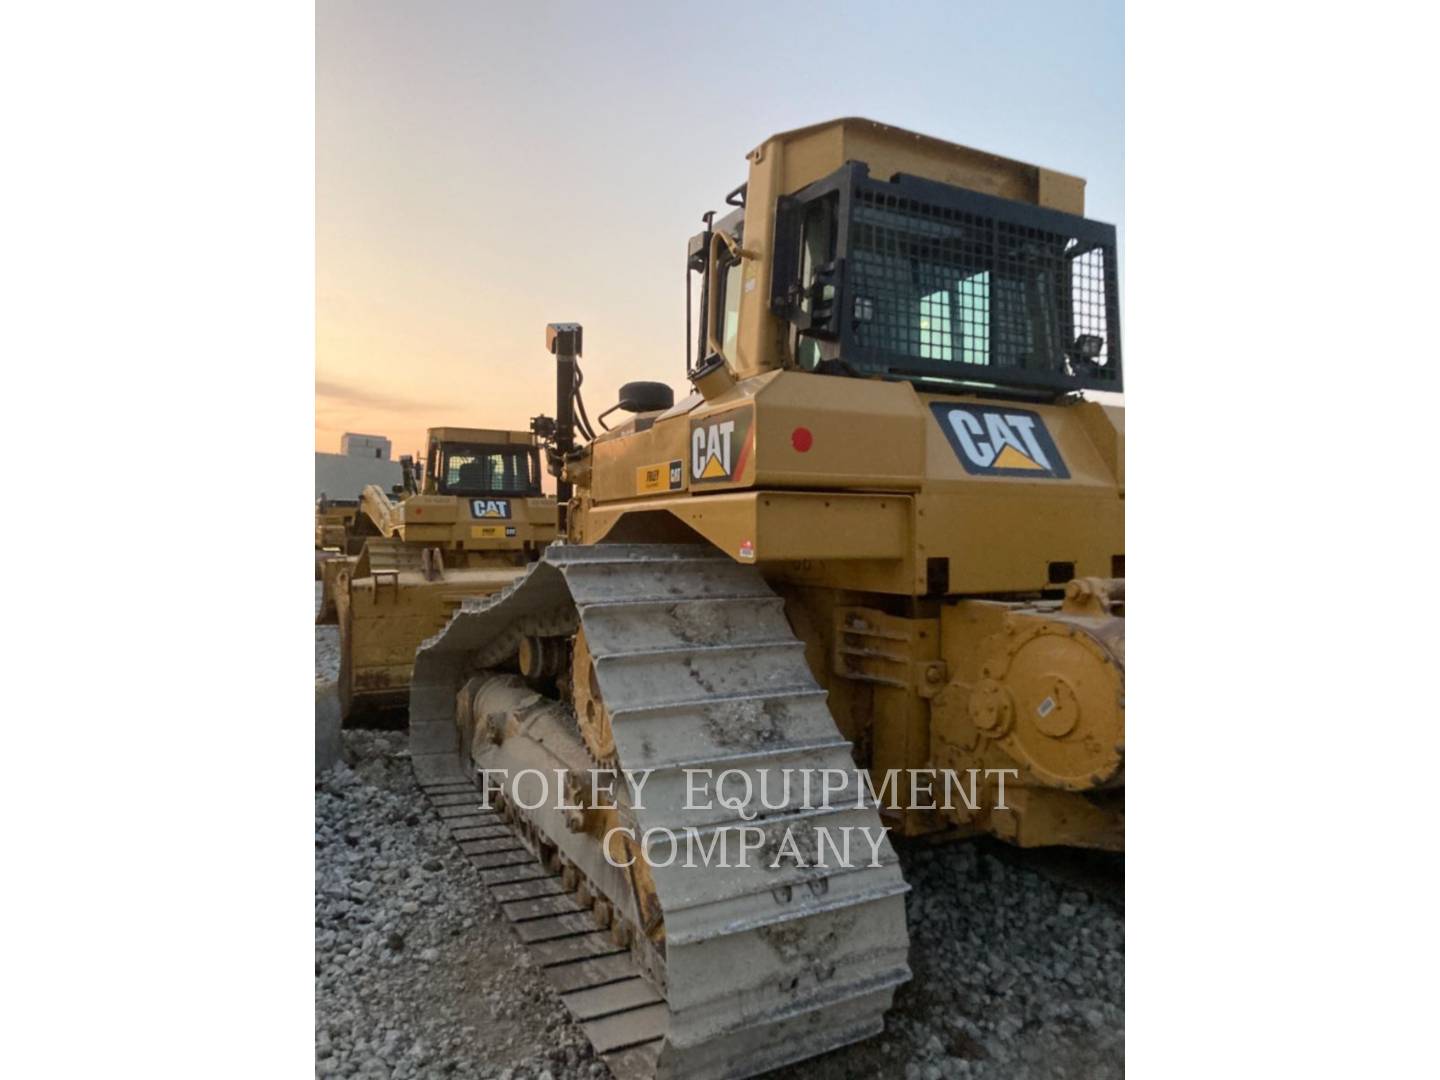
[314,495,364,578]
[328,427,557,718]
[315,495,359,554]
[407,119,1124,1079]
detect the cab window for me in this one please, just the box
[437,445,540,496]
[719,257,743,360]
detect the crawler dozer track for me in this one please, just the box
[409,544,911,1079]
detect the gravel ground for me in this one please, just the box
[316,732,600,1080]
[316,594,1124,1079]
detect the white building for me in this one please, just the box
[316,432,402,502]
[340,432,392,460]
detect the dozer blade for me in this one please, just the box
[337,559,523,720]
[408,545,912,1079]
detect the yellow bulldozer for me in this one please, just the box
[406,119,1124,1079]
[314,495,364,580]
[315,496,358,554]
[326,426,558,718]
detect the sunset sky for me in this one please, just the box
[316,0,1124,457]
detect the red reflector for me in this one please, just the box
[791,427,813,452]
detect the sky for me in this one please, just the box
[316,0,1123,457]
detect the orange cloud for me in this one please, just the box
[315,377,447,414]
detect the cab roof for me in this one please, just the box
[427,427,535,446]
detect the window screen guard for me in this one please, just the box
[771,163,1122,396]
[439,445,540,496]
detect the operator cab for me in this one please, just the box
[423,429,543,498]
[687,120,1123,402]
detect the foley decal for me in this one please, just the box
[931,403,1070,479]
[690,408,754,485]
[636,459,684,494]
[470,498,513,519]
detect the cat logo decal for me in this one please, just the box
[470,498,513,518]
[690,408,754,485]
[932,404,1069,479]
